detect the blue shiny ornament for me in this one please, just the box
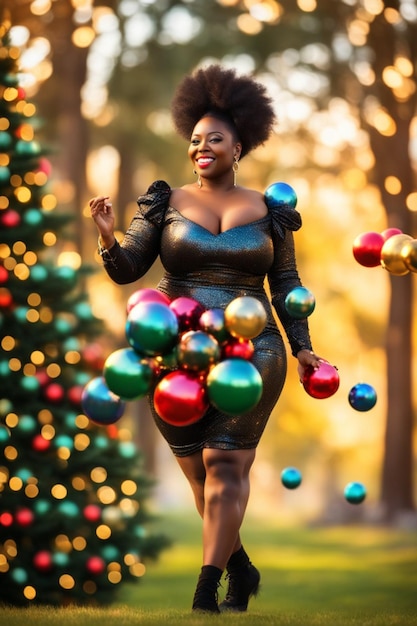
[348,383,377,412]
[281,467,302,489]
[344,481,367,504]
[285,286,316,319]
[265,182,297,209]
[81,376,126,425]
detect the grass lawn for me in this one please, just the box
[1,512,416,625]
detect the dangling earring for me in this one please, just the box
[193,169,202,189]
[233,159,239,187]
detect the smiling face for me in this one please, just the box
[188,115,242,183]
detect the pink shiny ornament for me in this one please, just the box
[222,337,254,360]
[0,209,21,228]
[302,361,340,399]
[381,227,402,241]
[154,370,208,426]
[169,296,205,332]
[199,308,230,343]
[126,288,170,314]
[352,231,384,267]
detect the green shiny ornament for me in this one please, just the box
[33,499,52,515]
[15,468,33,482]
[94,435,110,450]
[0,131,12,150]
[63,337,80,351]
[54,434,74,450]
[20,375,41,394]
[57,500,79,517]
[74,301,94,320]
[126,301,179,356]
[0,360,11,377]
[54,265,77,288]
[11,568,28,584]
[0,165,11,183]
[23,208,43,227]
[15,139,41,157]
[74,371,90,386]
[64,412,78,431]
[177,330,221,373]
[285,286,316,319]
[104,348,155,400]
[54,316,74,335]
[207,358,263,415]
[118,441,137,458]
[14,306,29,322]
[0,424,11,445]
[18,414,37,434]
[30,264,48,283]
[101,545,120,561]
[53,552,70,567]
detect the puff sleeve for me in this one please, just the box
[100,180,171,285]
[265,194,313,357]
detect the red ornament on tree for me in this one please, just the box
[44,382,65,403]
[86,555,106,576]
[222,338,254,360]
[0,288,13,308]
[0,266,8,284]
[0,209,21,228]
[15,507,35,527]
[32,434,51,452]
[67,385,84,406]
[33,550,53,572]
[83,504,102,523]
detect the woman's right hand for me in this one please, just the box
[89,196,115,240]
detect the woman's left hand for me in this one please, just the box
[296,349,323,382]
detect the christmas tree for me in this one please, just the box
[0,31,169,606]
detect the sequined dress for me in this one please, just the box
[101,180,312,457]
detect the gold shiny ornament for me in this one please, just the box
[224,296,267,339]
[400,238,417,272]
[380,234,412,275]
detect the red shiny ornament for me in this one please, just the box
[127,287,170,314]
[37,157,52,176]
[106,424,119,439]
[222,337,254,360]
[33,550,53,572]
[0,266,8,284]
[0,209,21,228]
[35,369,50,388]
[15,507,34,527]
[154,370,208,426]
[82,343,106,369]
[83,504,102,523]
[0,288,13,308]
[352,231,384,267]
[32,434,51,452]
[86,555,106,576]
[67,385,84,406]
[17,87,26,100]
[0,512,13,526]
[302,361,340,399]
[381,227,402,241]
[170,296,205,332]
[44,382,65,403]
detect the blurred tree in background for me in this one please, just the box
[0,32,168,606]
[1,0,416,522]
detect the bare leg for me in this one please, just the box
[175,448,255,565]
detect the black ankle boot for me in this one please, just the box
[218,547,260,612]
[192,565,222,613]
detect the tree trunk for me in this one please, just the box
[369,120,415,519]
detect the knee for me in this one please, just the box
[203,451,245,503]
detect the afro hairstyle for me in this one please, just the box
[171,64,276,158]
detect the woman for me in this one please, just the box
[90,65,322,613]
